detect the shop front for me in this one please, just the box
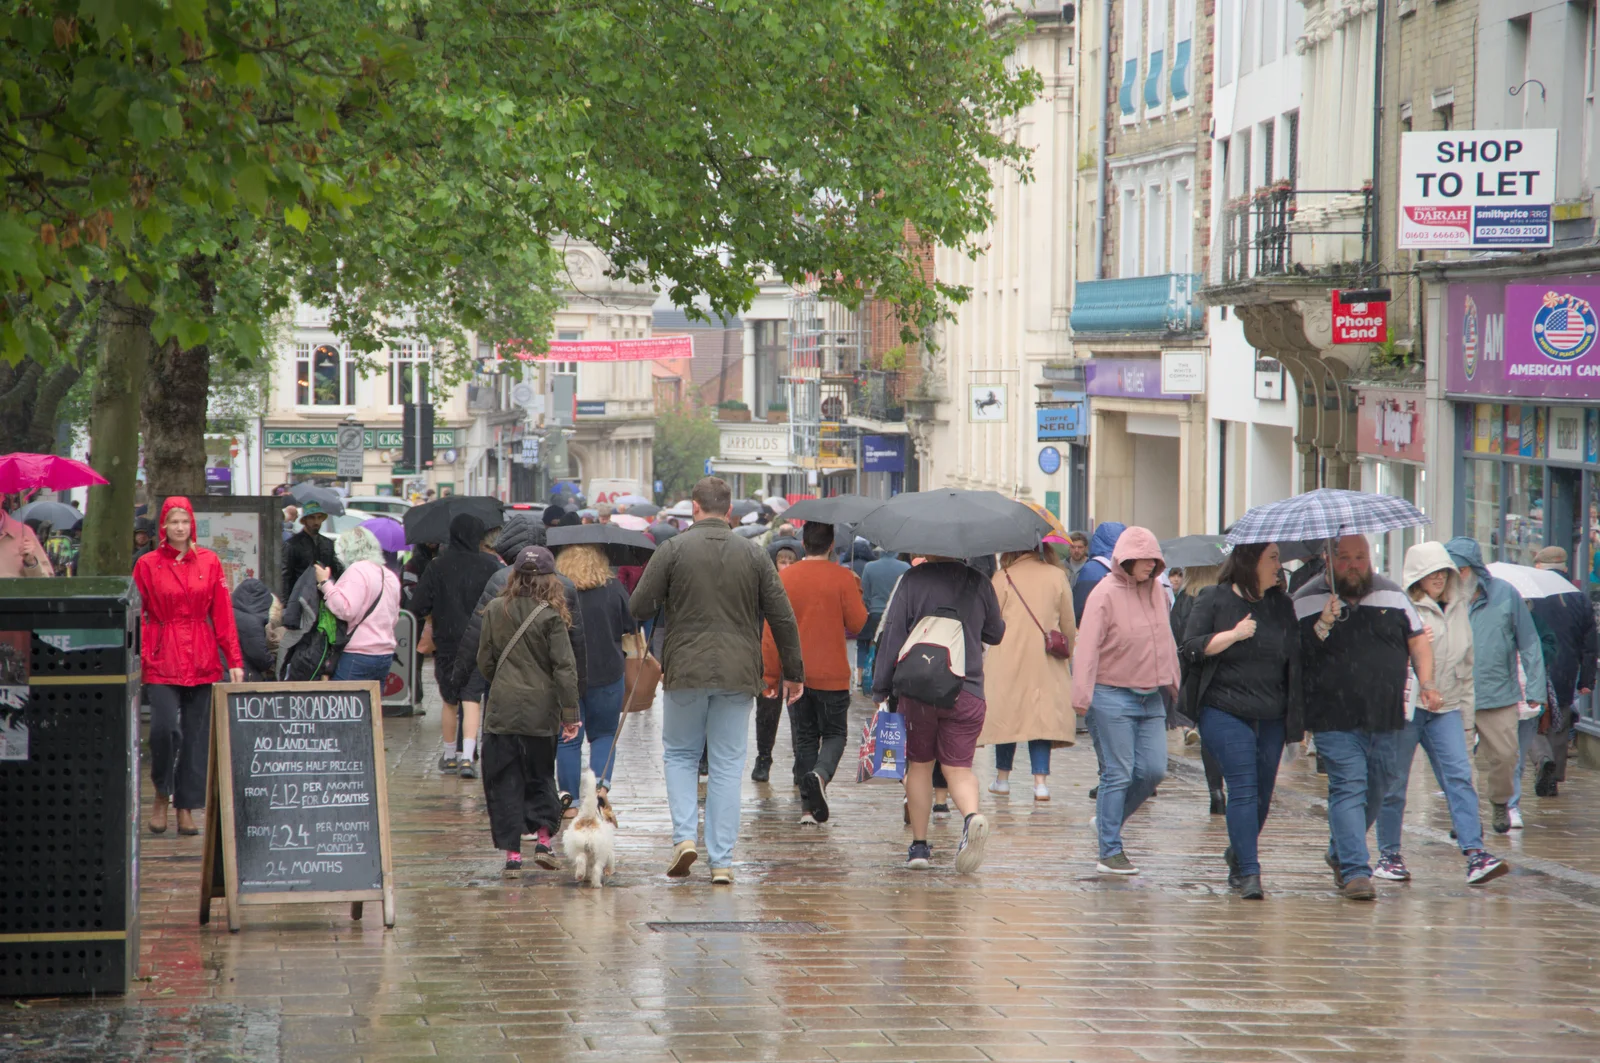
[1444,274,1600,590]
[1354,386,1427,580]
[1084,358,1206,538]
[265,425,461,496]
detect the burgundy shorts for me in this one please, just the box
[899,690,987,768]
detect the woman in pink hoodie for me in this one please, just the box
[1072,526,1179,875]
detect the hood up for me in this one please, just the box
[448,512,488,553]
[1403,541,1459,595]
[158,496,196,548]
[1088,521,1127,560]
[1444,535,1488,580]
[494,515,544,563]
[1109,526,1166,583]
[232,577,275,617]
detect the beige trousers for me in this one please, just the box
[1474,705,1521,805]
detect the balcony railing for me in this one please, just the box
[1069,273,1203,336]
[855,370,905,423]
[1219,185,1373,285]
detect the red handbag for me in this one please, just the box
[1006,572,1071,659]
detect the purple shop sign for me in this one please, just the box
[1085,359,1185,401]
[1447,274,1600,400]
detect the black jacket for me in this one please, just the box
[231,578,277,682]
[410,514,504,655]
[1178,584,1304,741]
[283,528,338,600]
[1530,591,1597,705]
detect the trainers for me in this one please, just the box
[1034,784,1050,802]
[800,770,830,823]
[1535,761,1558,797]
[988,778,1010,795]
[533,830,558,869]
[438,752,459,772]
[955,813,990,873]
[1183,727,1200,746]
[457,761,479,780]
[1492,803,1511,833]
[906,841,932,869]
[799,811,818,826]
[1088,785,1098,800]
[1465,849,1509,884]
[932,802,951,820]
[710,866,734,885]
[1509,808,1525,830]
[1097,852,1138,875]
[1324,849,1345,889]
[751,755,772,783]
[502,852,522,878]
[1339,876,1376,901]
[666,840,698,878]
[1373,853,1410,881]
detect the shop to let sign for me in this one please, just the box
[1331,291,1388,344]
[1397,130,1557,248]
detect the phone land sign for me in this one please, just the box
[1397,130,1557,249]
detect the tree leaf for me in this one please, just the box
[139,208,172,245]
[283,205,310,233]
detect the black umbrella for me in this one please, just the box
[546,522,658,566]
[621,501,661,518]
[782,494,885,525]
[289,482,345,515]
[735,524,765,539]
[12,500,81,531]
[766,536,802,562]
[856,489,1049,558]
[1160,534,1228,570]
[403,495,503,545]
[730,499,763,519]
[647,521,679,544]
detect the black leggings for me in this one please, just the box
[147,683,212,810]
[481,732,562,851]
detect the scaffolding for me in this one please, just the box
[785,286,867,495]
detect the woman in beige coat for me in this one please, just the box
[981,546,1077,801]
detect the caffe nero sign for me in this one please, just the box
[266,428,457,449]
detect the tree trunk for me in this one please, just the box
[141,335,212,500]
[79,285,152,577]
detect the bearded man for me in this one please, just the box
[1293,535,1436,901]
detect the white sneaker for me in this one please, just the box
[799,811,818,826]
[1034,784,1050,802]
[988,778,1010,795]
[1509,808,1525,830]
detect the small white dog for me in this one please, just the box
[561,769,616,887]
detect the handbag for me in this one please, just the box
[1005,571,1071,659]
[621,630,661,713]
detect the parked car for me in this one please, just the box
[343,496,413,519]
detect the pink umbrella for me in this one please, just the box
[0,453,108,494]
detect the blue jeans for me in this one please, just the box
[1090,686,1167,859]
[1314,728,1403,883]
[1377,709,1483,854]
[994,739,1051,776]
[557,676,625,795]
[332,651,393,682]
[1197,707,1285,878]
[662,688,753,867]
[1509,714,1540,810]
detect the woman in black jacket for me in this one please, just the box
[230,578,279,682]
[1179,542,1302,900]
[554,543,637,798]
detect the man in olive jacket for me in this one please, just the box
[630,476,804,883]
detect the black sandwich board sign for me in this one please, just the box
[199,682,395,931]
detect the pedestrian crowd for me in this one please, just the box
[16,474,1590,902]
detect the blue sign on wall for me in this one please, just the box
[1038,446,1062,475]
[1037,396,1087,441]
[576,401,607,417]
[861,435,906,473]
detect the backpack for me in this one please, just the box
[279,572,384,682]
[891,609,967,707]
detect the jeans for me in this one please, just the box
[1314,728,1403,883]
[146,683,212,809]
[1377,709,1484,854]
[994,739,1052,776]
[1509,713,1541,810]
[557,676,625,795]
[754,694,783,760]
[789,687,852,786]
[662,688,753,867]
[1090,685,1167,859]
[332,650,394,683]
[1197,707,1285,877]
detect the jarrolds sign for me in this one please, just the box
[1446,273,1600,400]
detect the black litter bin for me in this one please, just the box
[0,577,140,996]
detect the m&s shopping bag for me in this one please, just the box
[868,708,906,781]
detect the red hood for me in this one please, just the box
[158,496,196,548]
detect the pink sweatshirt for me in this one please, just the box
[1071,526,1180,710]
[323,559,400,656]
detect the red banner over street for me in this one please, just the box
[499,335,695,362]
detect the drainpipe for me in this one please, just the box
[1094,0,1112,280]
[1368,0,1385,271]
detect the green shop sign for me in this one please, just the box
[266,428,457,449]
[290,455,340,473]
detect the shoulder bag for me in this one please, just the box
[485,601,550,716]
[1005,570,1071,659]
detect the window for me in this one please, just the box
[1234,128,1252,199]
[1218,0,1235,86]
[1507,16,1531,127]
[1240,0,1257,76]
[296,342,355,406]
[1172,180,1193,273]
[389,339,432,407]
[1119,186,1140,277]
[1261,0,1278,64]
[553,331,582,382]
[1120,0,1143,118]
[1434,103,1454,131]
[1285,110,1299,186]
[1145,0,1166,110]
[550,361,580,375]
[1144,183,1167,275]
[1586,1,1596,188]
[1260,120,1276,184]
[1171,0,1195,101]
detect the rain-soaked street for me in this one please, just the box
[7,670,1600,1062]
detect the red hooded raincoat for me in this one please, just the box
[132,497,243,686]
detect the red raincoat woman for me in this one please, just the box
[132,497,243,835]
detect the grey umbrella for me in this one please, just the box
[12,499,81,531]
[622,501,661,518]
[782,494,885,525]
[730,499,763,519]
[1160,534,1229,570]
[289,482,345,515]
[856,489,1050,557]
[646,521,679,544]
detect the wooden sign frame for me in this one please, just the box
[200,681,395,932]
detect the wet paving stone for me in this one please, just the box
[5,672,1600,1060]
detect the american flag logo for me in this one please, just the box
[1533,293,1598,361]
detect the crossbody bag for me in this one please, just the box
[1004,570,1071,659]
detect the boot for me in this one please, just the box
[175,807,200,836]
[149,793,169,835]
[1209,789,1227,816]
[751,755,772,783]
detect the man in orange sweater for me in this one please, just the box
[763,520,869,824]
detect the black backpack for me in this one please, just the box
[279,586,383,682]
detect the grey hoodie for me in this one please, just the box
[1443,536,1547,711]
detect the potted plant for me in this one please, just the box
[765,400,789,424]
[717,399,751,422]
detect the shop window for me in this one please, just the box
[1463,459,1502,563]
[1504,463,1545,566]
[296,342,355,407]
[389,339,431,407]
